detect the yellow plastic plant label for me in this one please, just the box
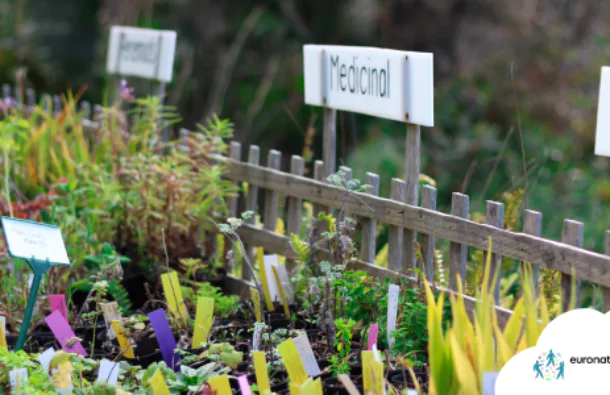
[111,321,134,359]
[278,338,308,385]
[192,297,214,349]
[300,378,315,395]
[362,351,384,395]
[257,247,274,311]
[209,375,232,395]
[0,316,7,348]
[313,378,322,395]
[272,265,290,317]
[289,382,302,395]
[161,271,188,321]
[253,351,271,393]
[250,287,262,322]
[149,368,171,395]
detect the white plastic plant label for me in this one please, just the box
[9,368,28,394]
[97,359,120,385]
[387,284,400,347]
[483,372,498,395]
[106,26,177,82]
[595,66,610,157]
[293,334,321,376]
[263,255,282,305]
[37,348,56,377]
[273,263,294,304]
[252,324,263,351]
[1,218,70,265]
[101,302,122,340]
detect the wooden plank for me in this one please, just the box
[359,173,380,263]
[403,124,420,271]
[287,155,305,236]
[264,150,281,232]
[313,160,326,218]
[420,185,437,281]
[235,222,514,328]
[212,154,610,288]
[449,193,469,291]
[286,155,305,274]
[523,210,542,296]
[323,108,337,179]
[603,231,610,313]
[388,179,406,272]
[405,124,420,206]
[561,219,583,311]
[485,201,504,305]
[242,145,260,282]
[228,142,242,217]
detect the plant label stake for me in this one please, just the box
[97,359,120,385]
[9,368,28,395]
[149,368,171,395]
[101,302,122,340]
[0,315,7,348]
[44,311,87,356]
[250,287,262,322]
[209,375,232,395]
[253,351,271,393]
[192,297,214,349]
[367,324,379,351]
[387,284,399,348]
[148,309,181,371]
[483,372,498,395]
[278,338,308,385]
[238,375,252,395]
[50,295,68,321]
[1,217,70,351]
[111,320,135,359]
[293,334,321,377]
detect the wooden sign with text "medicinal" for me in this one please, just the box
[106,26,177,83]
[303,45,433,126]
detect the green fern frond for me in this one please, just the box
[109,280,132,313]
[290,233,310,263]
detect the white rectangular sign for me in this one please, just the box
[303,44,433,126]
[595,66,610,157]
[1,218,70,265]
[106,26,177,82]
[387,284,399,347]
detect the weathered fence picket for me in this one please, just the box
[359,173,380,264]
[388,179,406,272]
[449,192,469,290]
[561,219,584,311]
[485,201,504,305]
[420,185,437,282]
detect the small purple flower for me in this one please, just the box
[0,97,16,111]
[119,79,135,101]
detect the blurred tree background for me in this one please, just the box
[2,0,610,251]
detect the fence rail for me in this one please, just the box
[5,82,610,324]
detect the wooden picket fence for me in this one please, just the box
[5,83,610,328]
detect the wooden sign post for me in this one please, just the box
[1,217,70,351]
[593,66,610,312]
[106,26,177,143]
[303,45,433,270]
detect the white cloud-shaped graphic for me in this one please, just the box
[496,309,610,394]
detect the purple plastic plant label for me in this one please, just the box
[367,324,379,351]
[49,295,68,321]
[148,309,181,371]
[44,311,87,356]
[238,375,252,395]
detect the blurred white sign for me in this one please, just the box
[106,26,177,82]
[595,66,610,157]
[1,218,70,265]
[303,44,434,126]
